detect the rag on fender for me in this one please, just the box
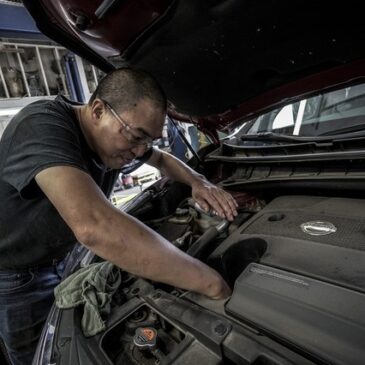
[54,261,121,337]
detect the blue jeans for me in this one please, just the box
[0,261,65,365]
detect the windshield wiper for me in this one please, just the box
[238,129,365,143]
[239,132,324,143]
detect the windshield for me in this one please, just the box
[242,83,365,137]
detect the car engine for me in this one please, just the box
[49,178,365,365]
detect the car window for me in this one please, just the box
[243,83,365,137]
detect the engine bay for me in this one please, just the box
[49,178,365,365]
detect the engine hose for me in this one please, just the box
[186,220,229,260]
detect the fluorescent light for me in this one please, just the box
[0,108,21,117]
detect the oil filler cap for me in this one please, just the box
[133,327,157,349]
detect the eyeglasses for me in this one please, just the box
[103,100,154,150]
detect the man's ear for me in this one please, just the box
[90,99,105,120]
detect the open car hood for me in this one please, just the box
[23,0,365,132]
[19,4,365,365]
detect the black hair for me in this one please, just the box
[88,67,167,113]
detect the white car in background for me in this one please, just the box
[113,164,160,192]
[130,164,161,187]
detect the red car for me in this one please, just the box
[16,1,365,364]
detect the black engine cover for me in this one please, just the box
[208,195,365,365]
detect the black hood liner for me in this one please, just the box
[22,0,365,118]
[120,0,365,117]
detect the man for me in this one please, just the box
[0,68,237,364]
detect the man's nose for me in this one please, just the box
[130,144,147,158]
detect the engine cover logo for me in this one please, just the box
[300,221,337,236]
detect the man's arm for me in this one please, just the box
[147,148,238,221]
[35,166,231,299]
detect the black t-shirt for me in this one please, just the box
[0,96,151,269]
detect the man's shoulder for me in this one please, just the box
[7,96,78,134]
[20,95,76,119]
[0,97,82,164]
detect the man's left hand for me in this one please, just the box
[191,178,238,221]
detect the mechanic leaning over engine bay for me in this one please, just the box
[0,67,238,365]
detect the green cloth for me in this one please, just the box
[54,261,121,337]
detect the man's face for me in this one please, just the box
[89,98,164,169]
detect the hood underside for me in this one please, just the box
[23,0,365,128]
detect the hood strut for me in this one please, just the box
[168,117,202,164]
[95,0,118,19]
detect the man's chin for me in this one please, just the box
[107,162,124,170]
[106,157,130,170]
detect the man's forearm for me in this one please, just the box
[35,166,231,299]
[81,205,229,298]
[148,149,205,187]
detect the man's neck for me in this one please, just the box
[74,105,96,152]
